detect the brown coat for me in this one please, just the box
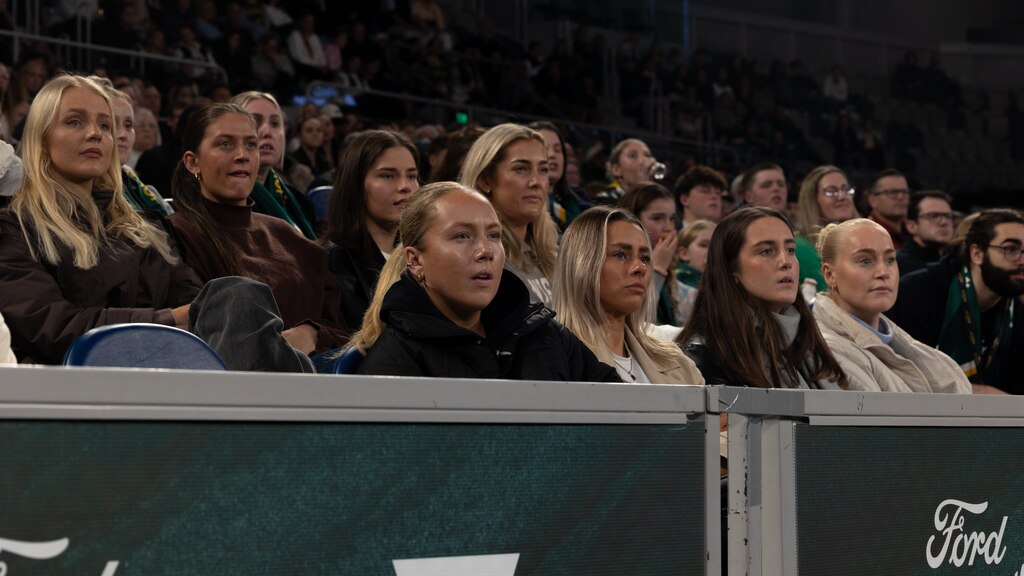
[168,199,349,353]
[0,191,202,364]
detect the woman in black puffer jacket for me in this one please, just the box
[350,181,620,383]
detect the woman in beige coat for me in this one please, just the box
[552,206,704,384]
[813,219,971,394]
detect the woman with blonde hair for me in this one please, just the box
[351,181,619,382]
[812,218,971,393]
[553,206,703,384]
[459,123,559,305]
[794,164,859,289]
[0,74,201,363]
[231,90,316,240]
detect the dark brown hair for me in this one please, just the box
[429,125,485,183]
[321,129,418,253]
[617,181,674,217]
[739,162,784,196]
[673,165,727,199]
[676,206,848,389]
[171,102,256,278]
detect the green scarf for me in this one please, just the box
[250,169,316,240]
[547,187,590,230]
[675,262,702,288]
[937,265,1014,384]
[122,167,172,217]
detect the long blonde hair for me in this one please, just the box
[348,181,492,353]
[458,123,558,279]
[553,206,684,368]
[12,74,174,269]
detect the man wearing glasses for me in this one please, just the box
[897,190,955,275]
[890,208,1024,394]
[866,169,911,250]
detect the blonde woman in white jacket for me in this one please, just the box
[813,219,970,394]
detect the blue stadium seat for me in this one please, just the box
[62,324,228,370]
[307,186,333,223]
[333,347,364,374]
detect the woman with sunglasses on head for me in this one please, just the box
[0,74,201,364]
[351,181,620,382]
[794,165,859,292]
[553,206,703,384]
[812,219,971,393]
[676,206,847,389]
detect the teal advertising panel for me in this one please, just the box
[0,420,705,575]
[795,425,1024,576]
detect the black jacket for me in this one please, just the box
[680,341,731,386]
[327,243,386,330]
[359,269,621,382]
[896,239,942,277]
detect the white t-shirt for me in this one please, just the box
[611,349,651,384]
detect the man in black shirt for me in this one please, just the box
[897,190,954,276]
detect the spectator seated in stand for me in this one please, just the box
[97,79,175,218]
[597,138,660,205]
[618,183,697,326]
[676,206,848,389]
[676,219,715,289]
[896,190,955,277]
[552,205,704,384]
[0,75,201,364]
[888,209,1024,394]
[528,121,591,230]
[794,165,859,290]
[231,91,317,240]
[812,219,972,394]
[166,103,350,371]
[459,123,559,305]
[351,181,620,382]
[323,130,420,330]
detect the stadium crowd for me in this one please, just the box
[0,1,1022,400]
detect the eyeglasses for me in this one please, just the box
[917,212,954,223]
[872,188,910,198]
[821,186,855,199]
[988,244,1024,261]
